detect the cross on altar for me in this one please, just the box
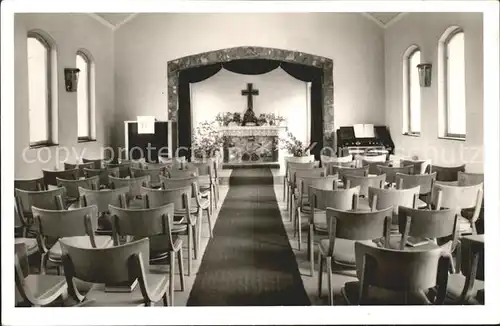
[241,83,259,111]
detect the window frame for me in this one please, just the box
[443,28,466,140]
[402,45,421,137]
[76,50,95,143]
[27,32,56,148]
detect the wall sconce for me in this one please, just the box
[64,68,80,92]
[417,63,432,87]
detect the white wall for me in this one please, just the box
[113,12,386,148]
[385,13,483,172]
[190,67,309,143]
[15,14,115,178]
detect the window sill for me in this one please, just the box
[402,132,421,138]
[438,136,466,142]
[78,138,97,143]
[29,142,59,149]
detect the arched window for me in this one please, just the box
[76,50,94,141]
[27,32,54,146]
[439,27,466,139]
[402,45,421,135]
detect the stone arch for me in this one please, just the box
[167,46,334,146]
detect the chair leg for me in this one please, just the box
[283,178,287,202]
[297,209,302,251]
[318,254,324,298]
[163,292,170,306]
[206,208,213,238]
[40,253,48,275]
[309,228,314,276]
[197,218,202,258]
[192,224,198,261]
[177,248,185,292]
[169,251,175,305]
[326,256,333,305]
[187,226,192,276]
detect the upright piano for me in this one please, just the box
[336,124,395,157]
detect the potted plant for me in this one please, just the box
[192,120,224,161]
[280,130,309,157]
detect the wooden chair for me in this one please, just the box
[377,165,414,186]
[341,240,452,305]
[130,167,165,188]
[64,162,95,178]
[457,171,484,186]
[343,174,386,198]
[141,185,197,275]
[430,183,483,235]
[368,186,420,231]
[82,158,104,170]
[320,154,353,166]
[283,160,315,204]
[167,167,199,178]
[318,207,393,305]
[109,175,151,200]
[61,238,170,306]
[188,161,218,213]
[288,167,327,215]
[445,235,484,304]
[56,176,100,203]
[332,165,369,180]
[306,186,361,276]
[15,177,46,191]
[105,162,131,178]
[14,187,66,237]
[395,172,436,205]
[109,203,184,304]
[362,160,391,176]
[79,186,130,233]
[143,161,171,170]
[15,243,67,307]
[119,159,144,169]
[42,168,79,187]
[83,167,119,188]
[431,164,466,182]
[401,159,431,175]
[31,205,113,274]
[358,154,386,163]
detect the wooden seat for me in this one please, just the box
[141,185,197,276]
[343,174,386,198]
[109,175,151,199]
[83,167,119,188]
[31,205,113,274]
[15,243,67,307]
[56,176,100,203]
[341,241,453,305]
[377,165,414,186]
[42,168,78,187]
[130,167,165,188]
[64,162,96,178]
[306,186,361,276]
[15,187,66,237]
[431,164,466,182]
[61,238,170,306]
[318,207,393,305]
[400,159,431,174]
[109,203,183,305]
[15,177,46,191]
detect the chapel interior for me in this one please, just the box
[12,11,487,308]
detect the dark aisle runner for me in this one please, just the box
[187,168,310,306]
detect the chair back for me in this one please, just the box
[287,162,316,181]
[395,172,436,195]
[188,161,214,177]
[310,186,361,211]
[120,159,144,169]
[105,162,131,178]
[56,176,100,200]
[142,186,191,211]
[109,175,151,198]
[15,187,66,215]
[359,154,386,163]
[460,236,484,281]
[432,164,466,182]
[293,167,327,185]
[398,206,458,248]
[401,159,431,175]
[362,160,391,175]
[15,177,46,191]
[79,187,129,213]
[143,161,172,170]
[332,165,369,179]
[343,174,386,198]
[130,167,165,186]
[296,175,338,204]
[31,205,99,239]
[354,241,452,295]
[431,183,483,212]
[43,168,78,187]
[109,203,176,251]
[321,155,352,166]
[60,237,150,285]
[378,165,414,185]
[325,207,393,255]
[458,171,484,187]
[368,186,420,222]
[84,167,119,187]
[160,175,199,199]
[82,158,104,170]
[167,167,199,178]
[64,162,95,178]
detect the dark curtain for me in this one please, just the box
[177,59,324,161]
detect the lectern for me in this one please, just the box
[124,121,177,162]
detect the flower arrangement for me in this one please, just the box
[192,120,224,159]
[216,111,286,126]
[215,112,235,126]
[280,130,309,157]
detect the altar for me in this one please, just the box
[220,125,286,164]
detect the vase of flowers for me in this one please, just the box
[192,120,224,160]
[280,130,309,157]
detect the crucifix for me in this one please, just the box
[241,83,259,111]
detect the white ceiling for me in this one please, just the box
[89,12,403,31]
